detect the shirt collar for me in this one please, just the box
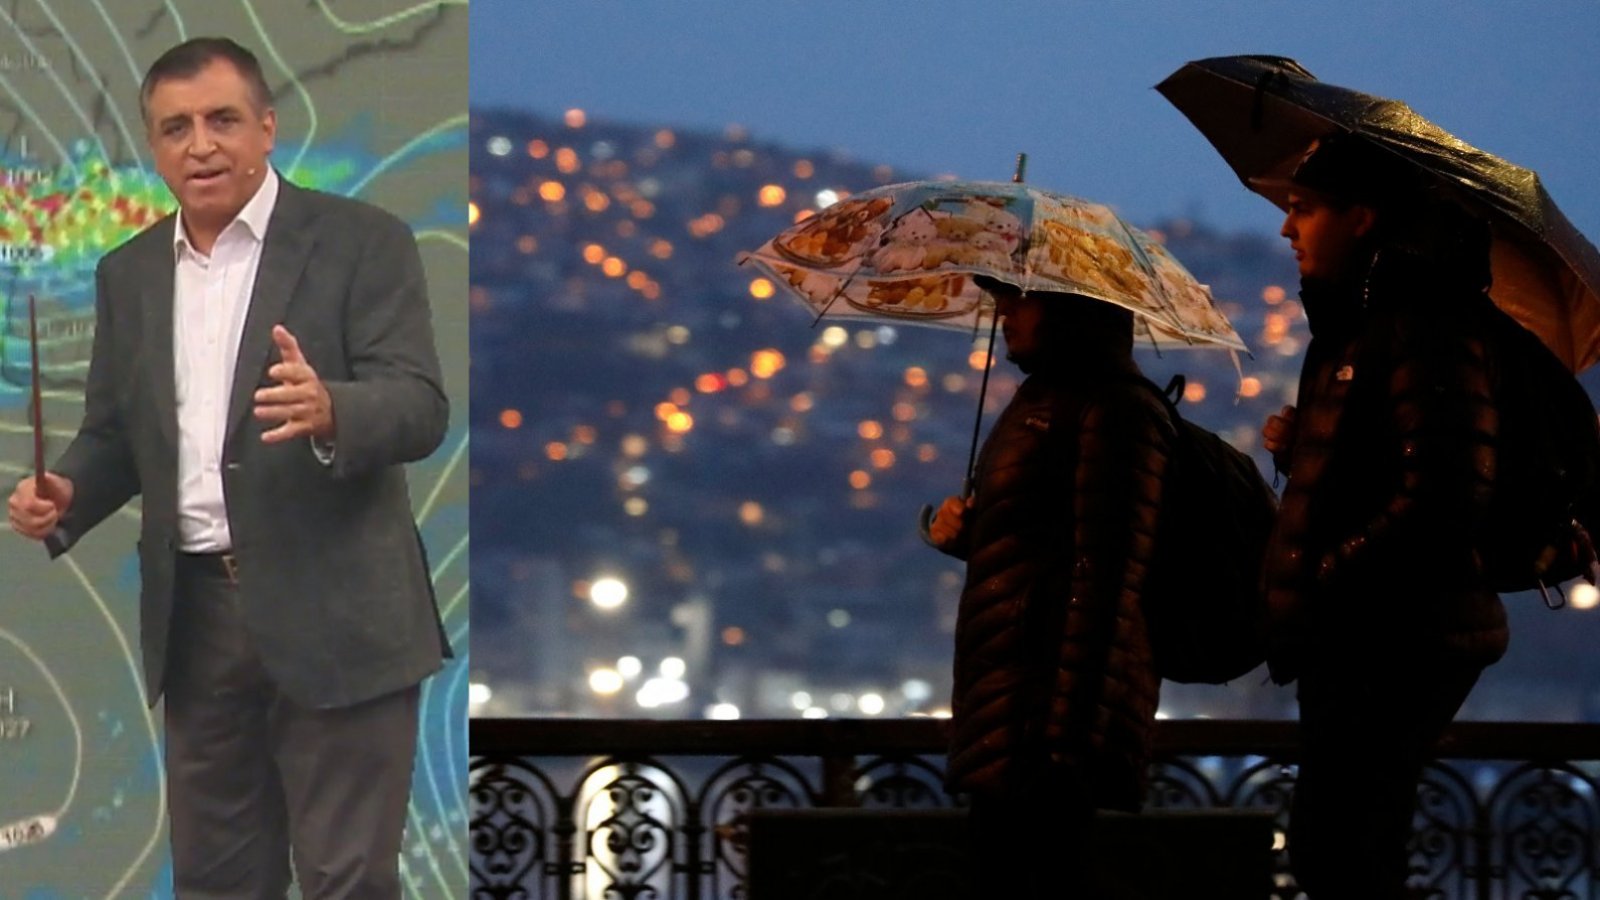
[172,167,280,260]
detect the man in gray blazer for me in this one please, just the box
[6,38,449,898]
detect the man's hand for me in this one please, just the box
[8,473,74,540]
[1262,404,1297,472]
[255,325,334,444]
[928,494,971,551]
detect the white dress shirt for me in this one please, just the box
[172,169,279,552]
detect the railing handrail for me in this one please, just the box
[470,717,1600,761]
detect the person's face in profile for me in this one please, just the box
[992,285,1047,364]
[145,58,276,234]
[1281,189,1376,281]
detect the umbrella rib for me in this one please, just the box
[1109,214,1193,345]
[810,257,867,326]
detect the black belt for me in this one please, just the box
[177,551,239,585]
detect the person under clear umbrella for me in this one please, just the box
[929,278,1171,898]
[1257,134,1509,897]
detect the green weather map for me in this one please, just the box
[0,3,468,897]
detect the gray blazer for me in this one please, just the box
[51,177,451,709]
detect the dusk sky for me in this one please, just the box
[472,1,1600,240]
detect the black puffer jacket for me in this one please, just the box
[1264,251,1508,684]
[943,361,1170,811]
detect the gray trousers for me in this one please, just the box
[163,554,420,900]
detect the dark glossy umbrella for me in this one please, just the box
[1158,54,1600,372]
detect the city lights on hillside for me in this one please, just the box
[637,678,690,708]
[590,577,629,610]
[750,349,785,379]
[738,501,764,526]
[589,668,624,695]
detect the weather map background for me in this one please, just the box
[0,3,468,897]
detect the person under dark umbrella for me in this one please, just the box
[1257,133,1509,897]
[928,277,1171,898]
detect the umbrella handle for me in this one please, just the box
[917,503,938,547]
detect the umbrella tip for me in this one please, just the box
[1013,153,1027,183]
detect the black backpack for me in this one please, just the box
[1131,375,1277,684]
[1476,301,1600,604]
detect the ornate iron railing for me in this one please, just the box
[470,719,1600,899]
